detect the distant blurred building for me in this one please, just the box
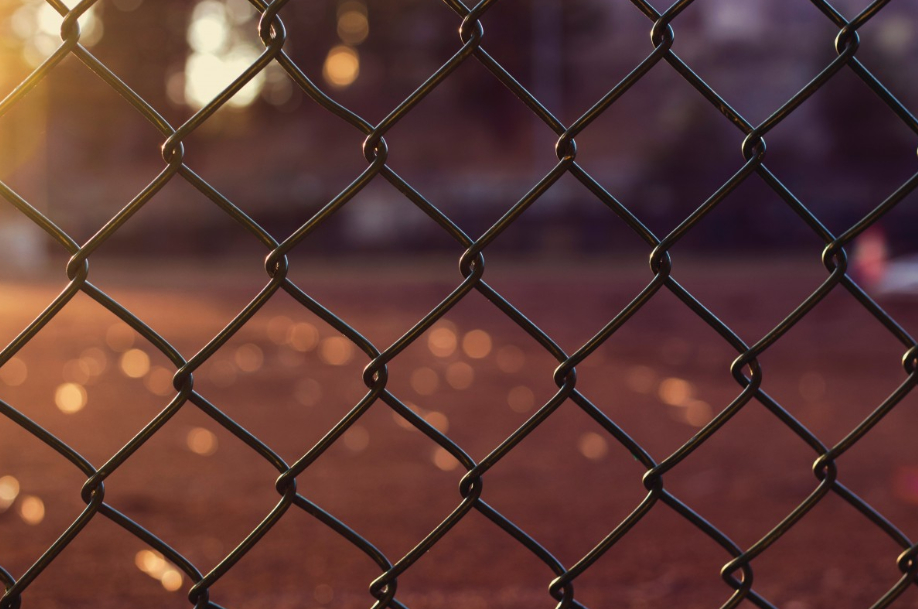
[0,0,915,262]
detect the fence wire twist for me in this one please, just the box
[1,0,917,608]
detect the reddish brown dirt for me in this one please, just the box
[0,259,916,609]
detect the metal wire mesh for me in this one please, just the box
[1,0,917,608]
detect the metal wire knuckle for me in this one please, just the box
[812,453,838,483]
[903,345,918,374]
[458,15,485,45]
[835,26,860,55]
[648,245,672,276]
[741,132,767,162]
[821,241,848,273]
[555,133,577,161]
[650,18,675,50]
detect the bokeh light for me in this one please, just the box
[423,411,449,434]
[445,361,474,390]
[462,330,492,359]
[186,427,218,456]
[0,357,28,386]
[410,367,439,396]
[319,336,354,366]
[658,377,692,406]
[266,315,293,345]
[106,324,135,352]
[55,382,87,414]
[343,425,369,452]
[323,45,360,88]
[428,327,457,358]
[144,366,175,397]
[432,447,459,472]
[120,349,151,379]
[18,495,44,525]
[578,432,608,460]
[0,476,21,510]
[287,322,320,352]
[507,385,535,413]
[337,1,368,45]
[234,343,264,373]
[625,365,655,394]
[314,583,335,604]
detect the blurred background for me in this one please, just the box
[0,1,917,608]
[0,0,916,265]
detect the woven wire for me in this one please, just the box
[0,0,917,608]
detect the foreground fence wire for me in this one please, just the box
[1,0,917,608]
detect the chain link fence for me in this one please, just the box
[1,0,917,608]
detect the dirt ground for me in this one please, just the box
[0,258,916,609]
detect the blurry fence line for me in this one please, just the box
[1,1,917,608]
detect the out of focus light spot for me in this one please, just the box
[80,348,108,377]
[507,385,535,413]
[343,425,369,452]
[432,447,459,472]
[445,361,474,390]
[625,365,655,394]
[0,476,20,510]
[208,360,237,387]
[135,549,183,591]
[683,399,713,427]
[669,399,712,427]
[314,583,335,604]
[225,0,255,23]
[337,1,368,45]
[294,378,322,407]
[63,358,92,384]
[323,45,360,88]
[424,411,449,434]
[262,69,294,106]
[0,358,28,386]
[798,372,826,402]
[160,568,183,592]
[578,432,608,460]
[120,349,151,379]
[287,322,320,352]
[18,495,44,525]
[266,316,293,345]
[32,3,103,47]
[410,367,439,396]
[392,404,418,431]
[319,337,354,366]
[135,550,166,576]
[658,377,692,406]
[184,45,265,109]
[462,330,492,359]
[428,327,457,357]
[55,382,87,414]
[234,343,264,373]
[188,2,229,54]
[106,324,135,352]
[145,366,175,397]
[496,345,525,373]
[186,427,218,456]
